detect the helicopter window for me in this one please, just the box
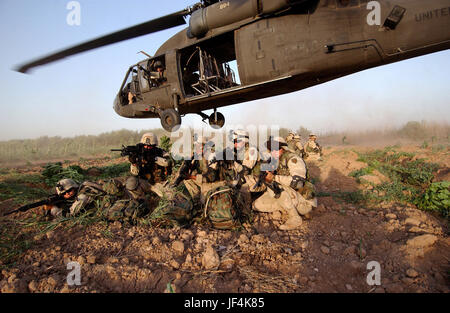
[120,66,140,105]
[147,57,167,89]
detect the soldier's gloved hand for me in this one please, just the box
[265,172,274,183]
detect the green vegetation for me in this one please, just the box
[347,146,447,217]
[41,162,130,186]
[414,182,450,219]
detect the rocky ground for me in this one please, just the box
[0,146,448,293]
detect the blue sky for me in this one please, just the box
[0,0,449,141]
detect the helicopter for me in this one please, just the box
[17,0,450,132]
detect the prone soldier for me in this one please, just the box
[45,179,105,217]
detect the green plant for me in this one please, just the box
[414,181,450,218]
[160,135,172,152]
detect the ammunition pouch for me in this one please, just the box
[290,175,306,190]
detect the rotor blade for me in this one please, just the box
[16,9,189,73]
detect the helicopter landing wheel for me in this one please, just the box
[160,109,181,132]
[208,111,225,129]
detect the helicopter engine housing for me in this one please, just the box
[188,0,299,38]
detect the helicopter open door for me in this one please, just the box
[179,31,240,98]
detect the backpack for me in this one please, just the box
[149,191,193,227]
[204,185,246,230]
[104,198,149,222]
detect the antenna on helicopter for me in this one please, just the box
[137,51,152,58]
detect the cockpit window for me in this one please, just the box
[120,66,140,105]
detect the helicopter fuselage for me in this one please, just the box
[113,0,450,126]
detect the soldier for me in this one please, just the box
[304,134,323,161]
[286,132,305,158]
[252,137,317,230]
[172,135,219,205]
[126,132,172,199]
[45,179,105,217]
[229,129,263,204]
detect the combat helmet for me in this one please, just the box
[233,129,249,143]
[286,131,296,141]
[56,179,79,196]
[153,60,164,70]
[141,133,158,146]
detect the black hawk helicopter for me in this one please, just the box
[17,0,450,131]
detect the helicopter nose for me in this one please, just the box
[113,94,121,114]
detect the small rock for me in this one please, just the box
[238,234,249,245]
[202,245,220,270]
[407,234,438,249]
[181,230,193,241]
[197,230,207,238]
[170,260,180,269]
[86,255,96,264]
[405,218,421,227]
[407,226,426,233]
[349,261,362,271]
[344,246,356,255]
[320,246,330,254]
[251,234,265,243]
[385,213,397,220]
[47,276,58,287]
[152,236,161,245]
[77,256,85,265]
[345,284,353,291]
[46,231,55,240]
[219,258,235,271]
[406,269,419,278]
[28,280,38,292]
[108,257,119,264]
[172,241,185,255]
[402,277,415,285]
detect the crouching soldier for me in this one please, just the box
[252,137,317,231]
[125,132,173,206]
[304,134,323,161]
[45,178,105,217]
[286,132,305,158]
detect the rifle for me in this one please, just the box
[111,143,164,171]
[253,159,283,198]
[3,194,65,216]
[171,159,196,187]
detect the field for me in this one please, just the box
[0,142,448,293]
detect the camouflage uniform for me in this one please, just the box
[253,137,317,230]
[49,179,105,217]
[304,134,323,161]
[124,133,173,214]
[129,133,172,184]
[286,133,305,158]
